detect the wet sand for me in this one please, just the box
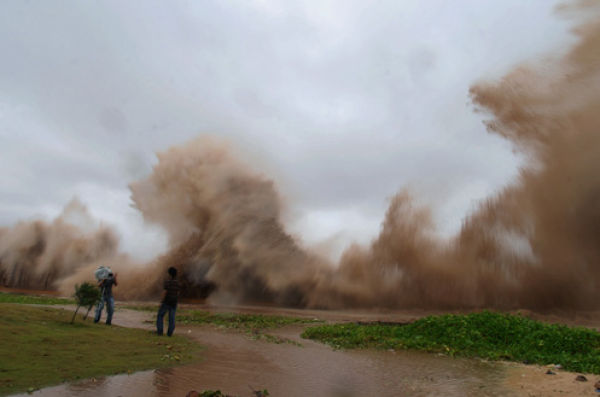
[8,300,600,397]
[504,363,599,397]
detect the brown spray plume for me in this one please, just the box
[2,4,600,310]
[0,199,119,290]
[317,3,600,310]
[129,138,324,306]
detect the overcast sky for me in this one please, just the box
[0,0,574,261]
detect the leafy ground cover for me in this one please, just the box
[0,292,74,305]
[0,304,200,396]
[302,310,600,374]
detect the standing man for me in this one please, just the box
[94,271,117,325]
[157,267,180,336]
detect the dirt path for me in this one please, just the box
[14,303,600,397]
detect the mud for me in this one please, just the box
[504,363,600,397]
[17,315,507,397]
[12,303,600,397]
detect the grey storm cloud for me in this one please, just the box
[0,0,572,259]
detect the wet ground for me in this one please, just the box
[15,309,508,397]
[7,294,600,396]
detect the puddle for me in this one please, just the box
[15,325,510,397]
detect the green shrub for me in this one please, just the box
[199,391,225,397]
[71,282,101,323]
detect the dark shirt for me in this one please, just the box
[101,277,116,298]
[163,279,179,306]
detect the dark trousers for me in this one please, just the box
[94,296,114,325]
[156,302,177,336]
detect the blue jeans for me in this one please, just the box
[94,296,114,325]
[156,303,176,336]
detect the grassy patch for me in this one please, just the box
[247,331,303,347]
[0,292,74,305]
[0,304,200,396]
[178,310,319,346]
[137,307,315,345]
[302,310,600,374]
[179,310,319,331]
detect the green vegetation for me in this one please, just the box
[72,282,101,323]
[133,306,317,345]
[126,305,321,330]
[0,304,200,396]
[258,333,302,346]
[200,391,227,397]
[302,311,600,374]
[0,292,74,305]
[177,310,320,346]
[179,310,319,330]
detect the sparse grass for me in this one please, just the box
[178,310,319,330]
[0,304,201,396]
[256,333,303,347]
[0,292,75,305]
[302,310,600,374]
[199,391,226,397]
[177,310,320,346]
[135,306,316,345]
[198,388,269,396]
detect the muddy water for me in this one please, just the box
[12,303,600,397]
[16,348,506,397]
[16,307,511,397]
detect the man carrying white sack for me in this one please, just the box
[94,266,118,325]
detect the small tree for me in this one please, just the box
[71,282,101,323]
